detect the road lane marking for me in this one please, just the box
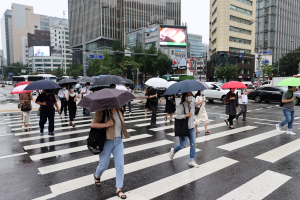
[107,157,238,200]
[149,125,174,131]
[256,138,300,163]
[217,170,291,200]
[31,134,152,162]
[7,116,89,124]
[167,122,223,136]
[217,130,285,151]
[37,140,173,174]
[0,152,28,159]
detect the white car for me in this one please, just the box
[204,83,230,104]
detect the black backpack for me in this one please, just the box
[87,110,107,155]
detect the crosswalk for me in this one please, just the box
[2,105,300,200]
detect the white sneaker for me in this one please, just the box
[286,131,296,135]
[22,126,25,129]
[189,161,199,168]
[129,112,132,115]
[275,124,281,132]
[169,148,175,160]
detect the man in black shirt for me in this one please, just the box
[148,87,162,126]
[36,89,60,136]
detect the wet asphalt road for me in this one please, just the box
[1,100,300,200]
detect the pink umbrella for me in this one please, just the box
[11,84,35,95]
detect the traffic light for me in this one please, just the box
[219,53,226,57]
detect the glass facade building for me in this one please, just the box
[255,0,300,63]
[188,34,205,58]
[1,10,13,66]
[68,0,181,56]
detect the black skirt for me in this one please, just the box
[145,98,150,109]
[165,100,176,114]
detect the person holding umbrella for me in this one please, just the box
[67,86,77,127]
[36,89,60,135]
[224,89,241,129]
[81,82,92,116]
[58,85,69,116]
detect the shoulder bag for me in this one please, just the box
[175,104,190,137]
[21,101,32,112]
[87,110,107,155]
[195,96,203,115]
[149,90,158,104]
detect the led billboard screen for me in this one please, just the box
[34,46,50,56]
[160,26,187,47]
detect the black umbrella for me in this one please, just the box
[163,80,207,96]
[78,77,96,85]
[89,85,109,92]
[58,78,78,86]
[78,88,135,112]
[124,78,134,85]
[24,80,61,90]
[92,75,128,86]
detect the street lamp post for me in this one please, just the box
[251,20,261,88]
[277,40,294,77]
[1,57,4,87]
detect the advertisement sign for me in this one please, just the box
[34,46,50,57]
[51,46,62,57]
[172,59,178,70]
[189,57,195,72]
[160,26,187,47]
[180,57,187,70]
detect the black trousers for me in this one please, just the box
[69,105,77,121]
[127,101,132,113]
[40,107,55,132]
[60,98,68,115]
[227,115,236,126]
[237,104,247,120]
[149,103,157,124]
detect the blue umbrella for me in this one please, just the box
[24,80,61,90]
[163,80,207,96]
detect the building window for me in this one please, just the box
[212,49,216,54]
[237,59,251,64]
[212,28,217,35]
[212,8,217,16]
[236,0,252,6]
[229,26,251,35]
[230,5,252,15]
[43,59,51,62]
[53,59,61,62]
[35,59,43,62]
[212,18,217,26]
[229,47,251,54]
[35,64,43,66]
[212,0,217,7]
[65,32,69,35]
[230,15,252,25]
[229,36,251,44]
[264,16,269,31]
[212,39,217,45]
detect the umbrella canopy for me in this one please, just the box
[124,78,134,85]
[11,84,35,94]
[221,81,247,89]
[277,77,300,86]
[164,80,207,96]
[92,75,127,86]
[199,81,212,89]
[89,85,109,92]
[294,74,300,77]
[145,78,169,89]
[15,81,31,87]
[116,85,127,91]
[78,88,135,112]
[78,77,96,85]
[58,78,78,86]
[24,80,61,90]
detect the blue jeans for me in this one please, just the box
[174,128,197,161]
[95,137,124,188]
[279,109,295,130]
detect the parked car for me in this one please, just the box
[204,83,230,104]
[7,81,12,85]
[248,86,300,104]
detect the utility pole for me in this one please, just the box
[1,58,4,87]
[298,63,300,75]
[82,0,87,77]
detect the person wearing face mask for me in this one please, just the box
[148,86,162,126]
[58,85,69,116]
[194,90,210,134]
[224,89,241,129]
[125,84,132,115]
[81,82,93,116]
[169,92,199,168]
[36,89,60,136]
[67,87,77,127]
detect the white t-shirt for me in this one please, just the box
[81,87,92,97]
[238,89,248,105]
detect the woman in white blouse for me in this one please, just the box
[194,90,210,134]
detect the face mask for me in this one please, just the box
[70,89,74,92]
[187,96,193,102]
[45,90,50,93]
[86,86,89,89]
[201,92,205,96]
[63,88,66,90]
[230,89,235,93]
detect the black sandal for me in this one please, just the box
[165,117,167,121]
[117,190,127,199]
[225,120,228,126]
[93,174,101,186]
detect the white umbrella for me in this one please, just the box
[116,85,127,91]
[145,78,169,89]
[168,81,178,88]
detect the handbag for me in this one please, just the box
[174,104,190,137]
[18,103,21,109]
[87,110,107,155]
[37,107,41,116]
[21,101,32,112]
[195,96,203,115]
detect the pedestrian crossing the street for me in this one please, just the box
[2,105,300,200]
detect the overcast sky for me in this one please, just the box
[0,0,209,48]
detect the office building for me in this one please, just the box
[255,0,300,63]
[209,0,256,81]
[188,34,205,58]
[0,3,67,66]
[68,0,181,63]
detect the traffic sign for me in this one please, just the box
[256,71,259,76]
[226,52,230,57]
[262,60,269,64]
[167,73,170,80]
[239,53,243,59]
[260,71,263,76]
[89,55,104,59]
[263,51,272,54]
[86,66,89,69]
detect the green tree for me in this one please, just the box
[87,60,100,77]
[55,66,64,78]
[154,50,172,77]
[215,63,239,81]
[273,46,300,76]
[261,63,273,80]
[66,63,83,78]
[142,45,157,76]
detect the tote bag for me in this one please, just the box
[175,104,189,137]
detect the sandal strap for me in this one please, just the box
[117,190,122,195]
[94,174,100,180]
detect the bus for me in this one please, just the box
[36,74,57,83]
[12,76,26,87]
